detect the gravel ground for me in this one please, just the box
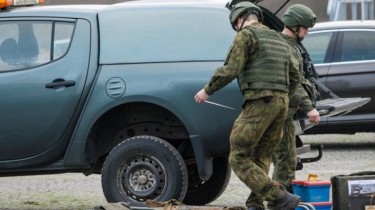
[0,133,374,210]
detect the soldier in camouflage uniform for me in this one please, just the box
[270,4,320,209]
[194,2,301,210]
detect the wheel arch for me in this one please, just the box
[65,96,213,180]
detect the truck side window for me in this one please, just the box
[0,21,74,72]
[53,22,75,60]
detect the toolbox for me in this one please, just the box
[292,174,331,202]
[331,171,375,210]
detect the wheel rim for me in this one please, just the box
[120,155,166,202]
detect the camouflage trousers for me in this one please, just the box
[228,93,288,209]
[272,110,297,193]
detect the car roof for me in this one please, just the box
[0,0,228,14]
[0,0,230,19]
[128,0,228,3]
[311,20,375,31]
[0,5,105,17]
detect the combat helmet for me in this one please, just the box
[282,4,316,28]
[229,1,263,31]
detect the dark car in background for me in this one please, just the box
[302,21,375,134]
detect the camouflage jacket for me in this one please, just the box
[282,34,316,114]
[204,22,289,101]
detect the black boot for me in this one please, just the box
[272,190,301,210]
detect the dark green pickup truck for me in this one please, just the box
[0,0,369,207]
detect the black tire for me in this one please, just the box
[183,156,231,205]
[101,135,188,206]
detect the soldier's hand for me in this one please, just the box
[194,89,209,103]
[307,108,320,124]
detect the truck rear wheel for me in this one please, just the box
[101,135,188,206]
[183,156,231,205]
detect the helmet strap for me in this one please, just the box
[295,26,302,42]
[238,10,258,31]
[237,18,246,31]
[237,12,249,31]
[286,26,302,41]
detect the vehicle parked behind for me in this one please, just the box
[302,21,375,134]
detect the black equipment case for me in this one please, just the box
[331,171,375,210]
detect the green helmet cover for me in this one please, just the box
[229,1,263,30]
[282,4,316,28]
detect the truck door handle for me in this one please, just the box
[45,80,76,88]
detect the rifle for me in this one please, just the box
[298,41,339,99]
